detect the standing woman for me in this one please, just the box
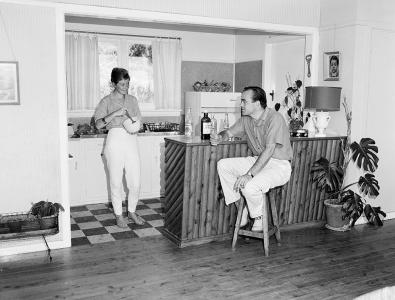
[95,67,145,228]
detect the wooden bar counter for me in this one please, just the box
[162,135,345,247]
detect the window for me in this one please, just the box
[98,38,119,98]
[66,33,181,116]
[98,37,154,110]
[128,43,154,106]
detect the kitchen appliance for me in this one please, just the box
[185,92,241,137]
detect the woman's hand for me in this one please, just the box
[113,107,127,117]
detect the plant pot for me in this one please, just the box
[38,215,58,230]
[324,199,350,232]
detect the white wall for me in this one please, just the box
[66,23,236,63]
[32,0,321,27]
[365,28,395,212]
[0,3,60,212]
[319,0,395,217]
[317,25,356,136]
[234,35,267,63]
[264,37,306,107]
[0,2,70,254]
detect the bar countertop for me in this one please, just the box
[164,135,347,146]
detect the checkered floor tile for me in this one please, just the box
[70,198,165,247]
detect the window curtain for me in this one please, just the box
[152,38,182,110]
[65,33,99,110]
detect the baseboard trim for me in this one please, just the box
[354,211,395,226]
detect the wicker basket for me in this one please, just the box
[144,122,179,132]
[0,212,58,235]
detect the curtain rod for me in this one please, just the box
[66,29,181,40]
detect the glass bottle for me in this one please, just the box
[185,107,193,137]
[223,113,229,130]
[200,110,211,140]
[210,114,217,135]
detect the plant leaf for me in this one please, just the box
[358,173,380,197]
[311,157,343,193]
[364,204,386,226]
[350,138,379,172]
[341,190,363,226]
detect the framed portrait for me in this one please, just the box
[0,61,20,105]
[323,51,340,81]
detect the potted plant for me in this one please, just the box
[311,98,385,231]
[30,201,65,230]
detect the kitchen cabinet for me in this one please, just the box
[84,139,109,203]
[68,135,166,206]
[137,135,166,198]
[68,140,84,206]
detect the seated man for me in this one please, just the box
[215,86,293,231]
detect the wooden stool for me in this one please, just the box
[232,191,281,256]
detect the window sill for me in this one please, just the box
[67,109,182,118]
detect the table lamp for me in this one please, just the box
[304,86,342,137]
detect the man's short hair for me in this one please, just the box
[243,86,267,109]
[330,55,339,65]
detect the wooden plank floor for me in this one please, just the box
[1,220,395,300]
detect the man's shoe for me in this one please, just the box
[240,207,248,227]
[251,216,263,232]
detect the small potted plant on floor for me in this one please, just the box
[311,98,385,231]
[30,200,65,230]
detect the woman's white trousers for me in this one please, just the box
[104,128,140,216]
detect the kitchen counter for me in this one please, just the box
[69,131,182,139]
[162,135,346,248]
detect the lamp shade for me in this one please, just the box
[304,86,342,111]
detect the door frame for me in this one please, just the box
[55,2,319,248]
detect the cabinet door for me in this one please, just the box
[137,135,166,199]
[137,136,153,198]
[68,141,84,206]
[84,139,110,204]
[151,136,165,197]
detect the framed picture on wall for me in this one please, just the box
[323,51,340,81]
[0,61,20,105]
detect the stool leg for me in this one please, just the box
[232,197,244,250]
[269,195,281,243]
[262,194,269,256]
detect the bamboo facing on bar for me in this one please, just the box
[163,136,345,248]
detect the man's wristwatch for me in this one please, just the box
[247,171,254,178]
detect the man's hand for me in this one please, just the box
[233,174,253,192]
[210,132,221,146]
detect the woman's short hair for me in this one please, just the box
[111,68,130,85]
[243,86,267,109]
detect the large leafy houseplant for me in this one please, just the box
[311,99,385,228]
